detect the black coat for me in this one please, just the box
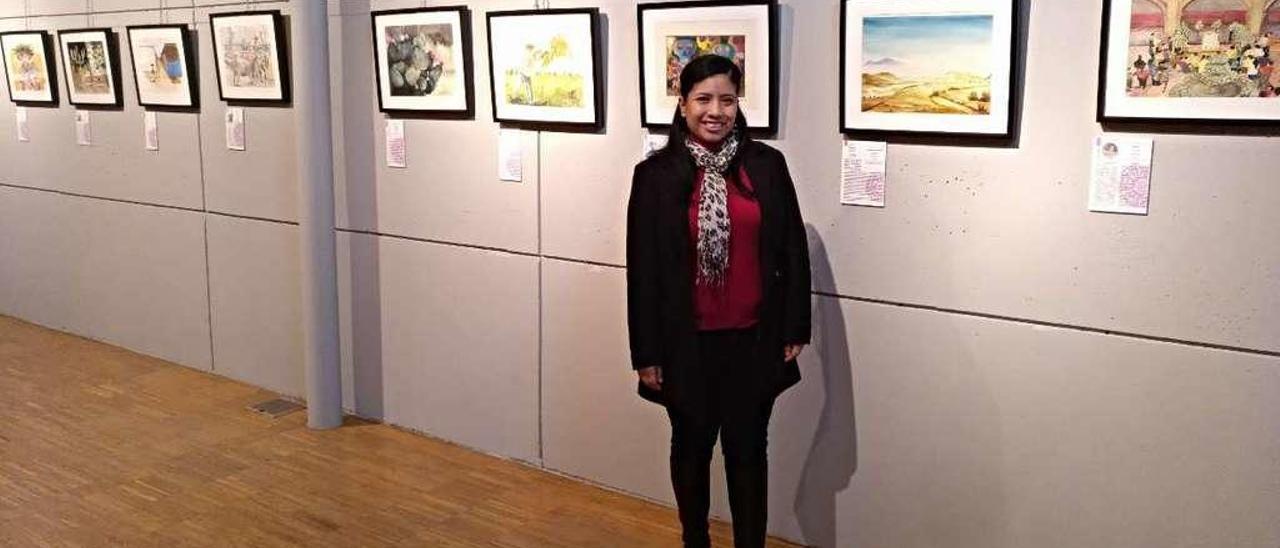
[626,139,812,412]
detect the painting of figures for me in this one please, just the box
[486,9,602,128]
[373,7,473,116]
[665,35,747,96]
[210,11,290,103]
[8,44,48,91]
[1122,0,1278,99]
[1100,0,1280,123]
[860,15,994,115]
[58,29,121,106]
[637,0,776,131]
[1,31,57,104]
[126,25,197,107]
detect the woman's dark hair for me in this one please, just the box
[664,55,751,193]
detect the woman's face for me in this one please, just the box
[680,73,738,144]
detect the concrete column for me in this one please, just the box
[292,1,344,429]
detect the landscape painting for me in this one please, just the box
[860,15,994,115]
[841,0,1018,138]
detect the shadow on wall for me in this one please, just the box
[783,223,1009,546]
[340,0,384,419]
[791,225,858,547]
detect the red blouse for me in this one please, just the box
[688,166,762,331]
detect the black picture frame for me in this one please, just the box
[371,6,476,119]
[209,10,291,104]
[1096,0,1280,128]
[125,24,199,109]
[636,0,778,134]
[57,27,124,108]
[838,0,1022,142]
[1,30,59,106]
[485,8,604,132]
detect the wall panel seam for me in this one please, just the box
[0,182,204,214]
[811,291,1280,359]
[0,183,299,228]
[207,210,299,226]
[325,230,1280,359]
[1,185,1264,360]
[334,227,540,259]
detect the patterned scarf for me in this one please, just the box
[686,133,740,286]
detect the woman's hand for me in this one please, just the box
[784,344,806,362]
[638,366,663,391]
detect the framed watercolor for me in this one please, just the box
[1,31,58,105]
[486,8,603,130]
[57,28,123,107]
[372,6,475,117]
[125,25,198,108]
[1098,0,1280,125]
[840,0,1019,139]
[637,0,777,132]
[210,10,290,103]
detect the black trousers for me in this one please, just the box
[668,327,776,548]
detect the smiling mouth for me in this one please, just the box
[701,121,726,131]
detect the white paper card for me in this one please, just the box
[75,111,91,146]
[385,119,406,168]
[643,133,669,159]
[144,111,159,151]
[1089,136,1153,215]
[498,129,522,182]
[840,140,887,207]
[15,107,29,142]
[225,107,246,151]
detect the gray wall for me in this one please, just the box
[1,1,1277,547]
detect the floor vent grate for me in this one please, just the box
[248,398,304,419]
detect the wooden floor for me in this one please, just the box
[0,315,800,547]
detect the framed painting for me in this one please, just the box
[210,10,290,103]
[1,31,58,105]
[57,28,123,107]
[1098,0,1280,125]
[637,0,777,132]
[372,6,475,117]
[125,25,198,108]
[486,8,603,130]
[840,0,1019,138]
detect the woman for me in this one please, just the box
[626,55,811,548]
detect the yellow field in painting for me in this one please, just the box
[504,70,584,108]
[862,71,991,115]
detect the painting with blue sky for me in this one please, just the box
[861,14,994,115]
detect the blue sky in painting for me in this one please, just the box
[862,15,993,78]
